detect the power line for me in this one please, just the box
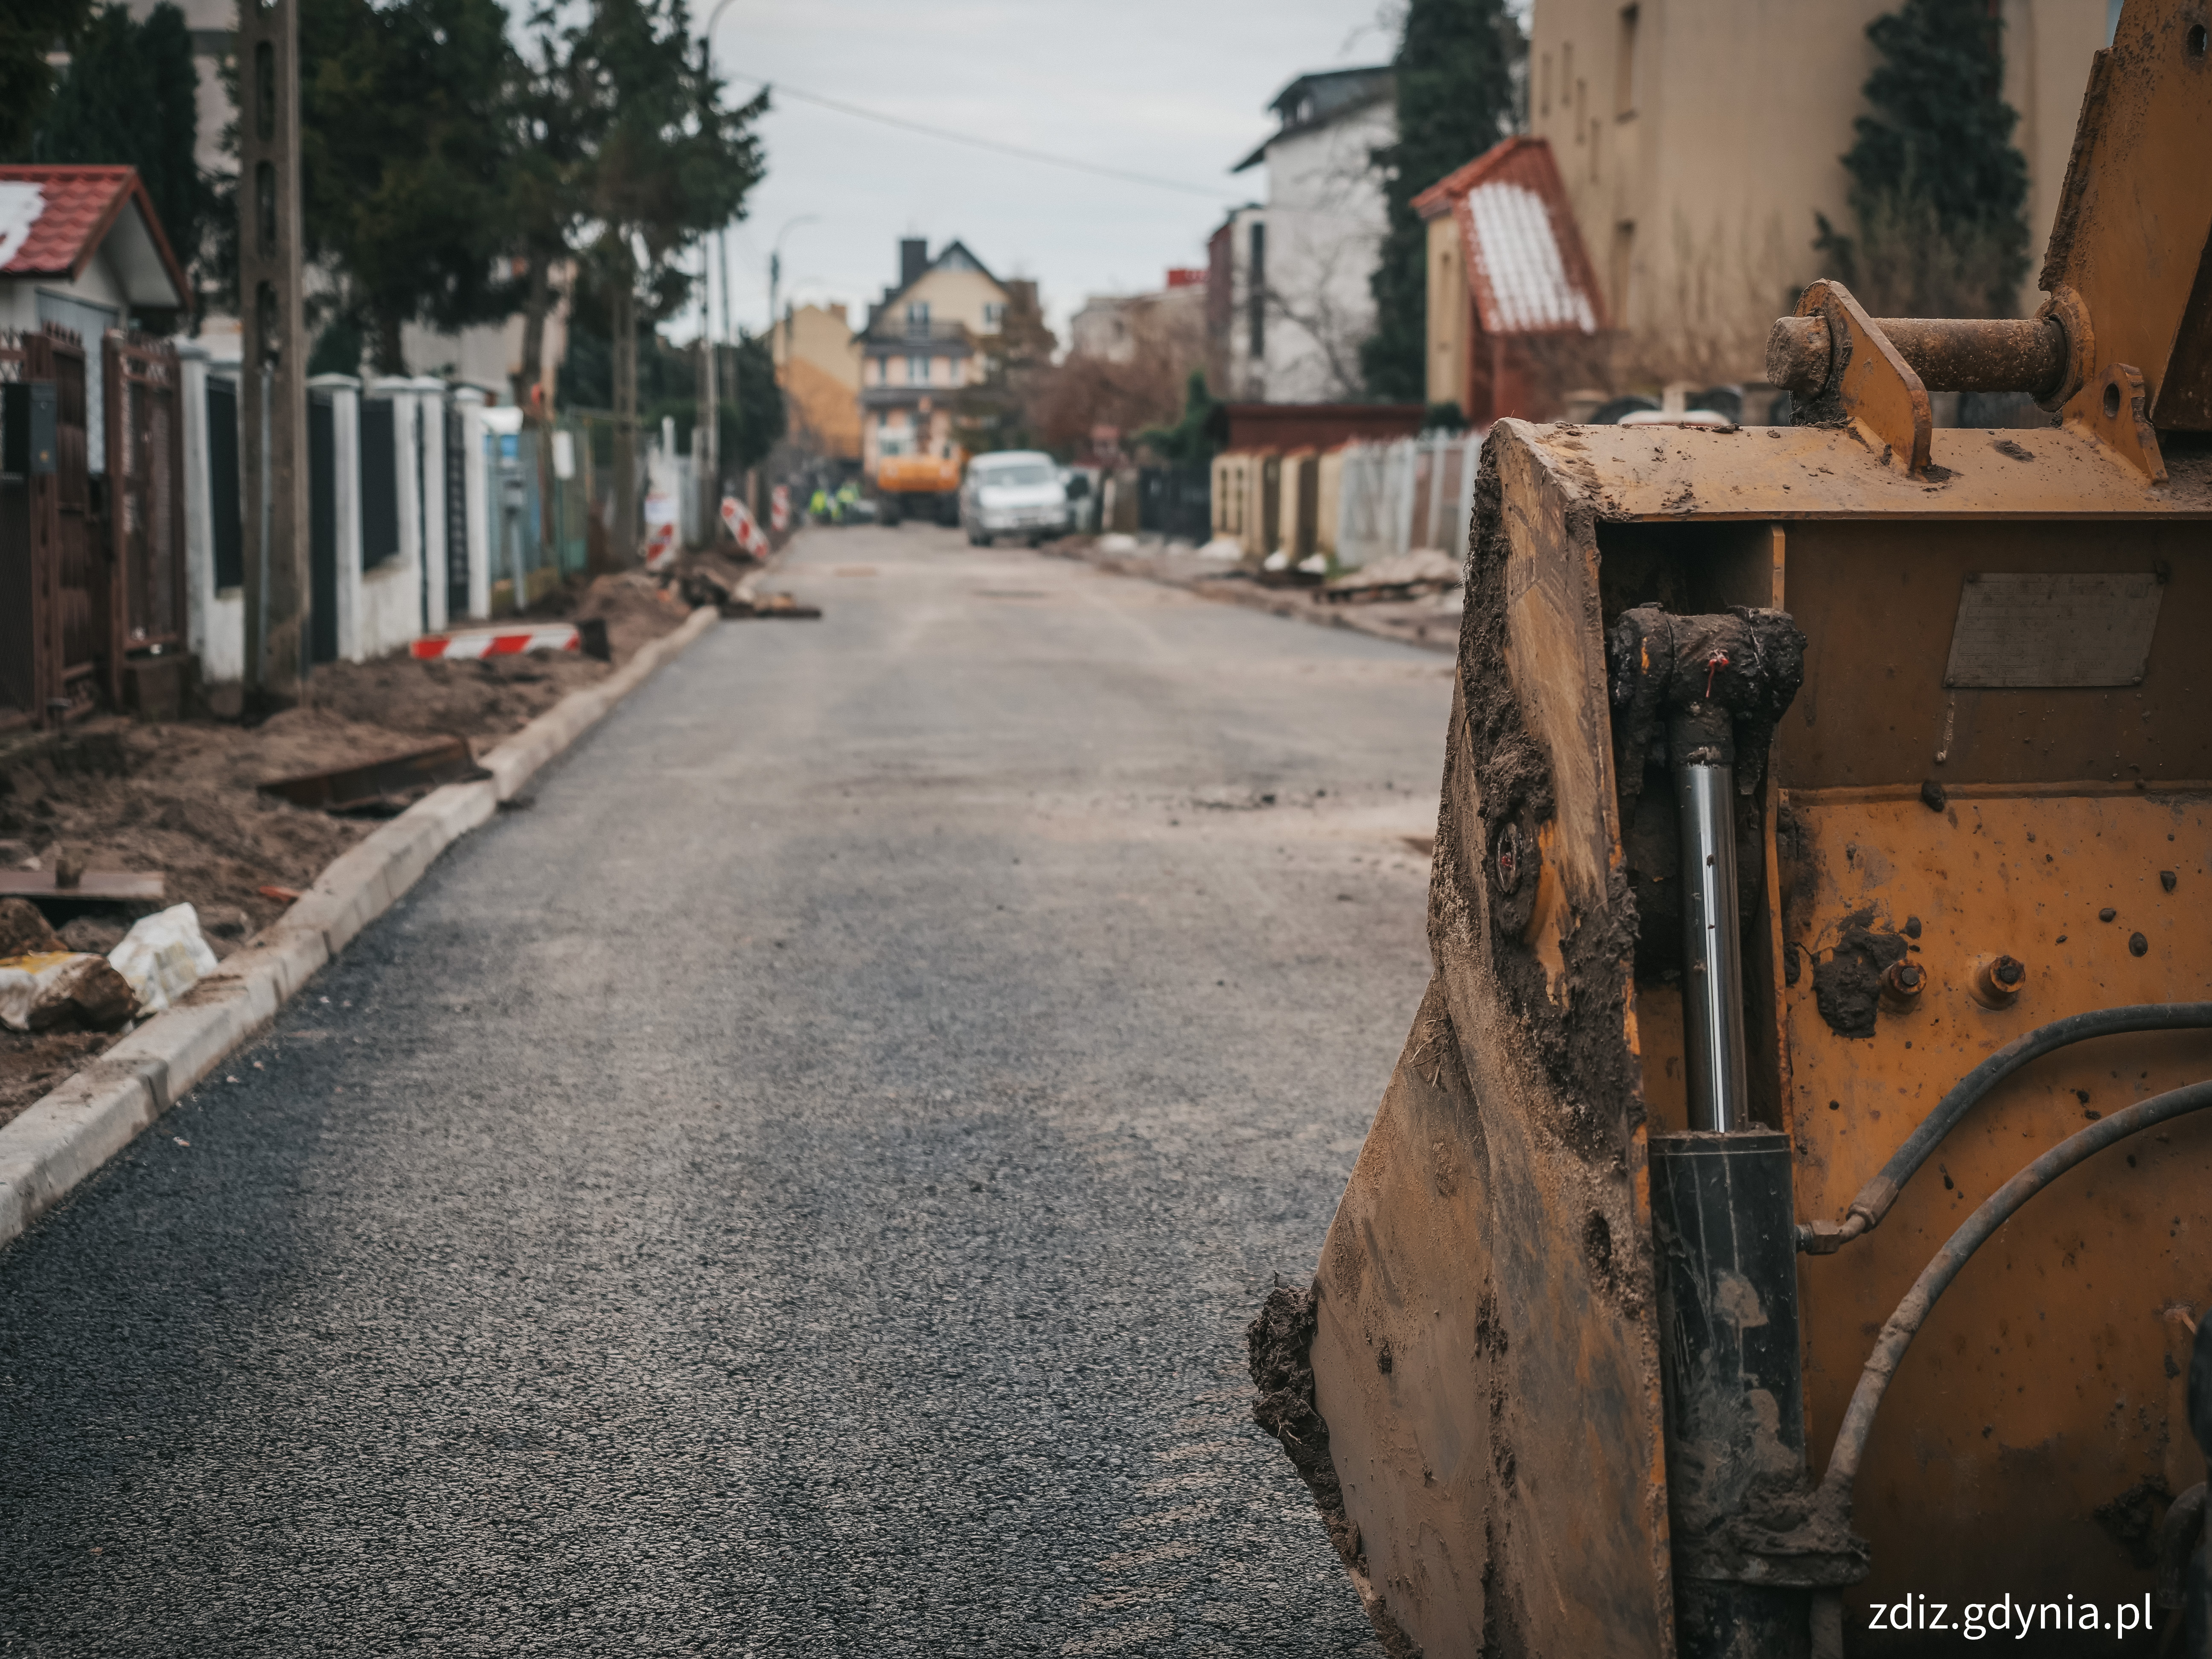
[728,74,1229,200]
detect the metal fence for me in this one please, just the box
[0,323,187,727]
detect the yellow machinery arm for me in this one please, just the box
[1253,5,2212,1654]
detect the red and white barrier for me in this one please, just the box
[410,625,580,660]
[720,496,771,558]
[770,484,790,534]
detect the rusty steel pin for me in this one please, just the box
[1880,959,1926,1010]
[1976,955,2027,1005]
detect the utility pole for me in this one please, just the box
[695,281,718,544]
[718,228,732,350]
[237,0,309,700]
[611,262,638,564]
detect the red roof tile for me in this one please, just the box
[0,166,190,309]
[1411,137,1608,340]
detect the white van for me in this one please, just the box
[960,451,1070,546]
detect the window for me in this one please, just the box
[983,301,1004,328]
[1610,221,1636,326]
[1615,6,1639,118]
[1247,219,1266,361]
[977,462,1055,487]
[1540,52,1551,118]
[909,355,929,384]
[905,300,930,335]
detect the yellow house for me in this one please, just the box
[857,239,1010,479]
[1528,0,2113,386]
[772,302,862,462]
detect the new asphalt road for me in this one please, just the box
[2,525,1458,1656]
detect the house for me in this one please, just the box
[1529,0,2112,390]
[1415,137,1607,423]
[1210,67,1395,404]
[0,164,195,725]
[0,165,191,473]
[1068,270,1207,366]
[857,239,1009,478]
[772,302,863,462]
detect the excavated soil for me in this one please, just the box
[0,571,693,1126]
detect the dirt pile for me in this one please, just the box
[527,568,699,664]
[0,578,698,1125]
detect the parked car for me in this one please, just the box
[960,451,1070,546]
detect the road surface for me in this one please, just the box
[2,524,1457,1656]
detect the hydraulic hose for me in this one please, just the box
[1797,1002,2212,1253]
[1817,1078,2212,1511]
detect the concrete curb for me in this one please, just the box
[0,603,720,1249]
[1077,547,1459,655]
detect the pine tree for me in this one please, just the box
[1814,0,2031,318]
[17,3,210,310]
[0,0,93,157]
[1360,0,1522,402]
[299,0,529,373]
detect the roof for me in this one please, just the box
[0,166,191,311]
[1411,137,1605,338]
[866,239,1007,338]
[928,240,997,282]
[1234,66,1394,173]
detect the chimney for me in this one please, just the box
[899,238,928,289]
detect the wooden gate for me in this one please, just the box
[0,325,187,726]
[0,325,96,728]
[102,331,187,707]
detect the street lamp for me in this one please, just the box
[768,215,819,357]
[700,0,744,346]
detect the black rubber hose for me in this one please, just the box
[1799,1002,2212,1252]
[1817,1079,2212,1509]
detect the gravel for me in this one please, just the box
[0,525,1453,1656]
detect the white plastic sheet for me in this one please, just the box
[108,902,219,1016]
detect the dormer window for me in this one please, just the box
[905,301,930,335]
[983,302,1004,329]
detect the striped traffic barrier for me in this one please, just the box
[410,625,581,661]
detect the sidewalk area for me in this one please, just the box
[1039,534,1464,654]
[0,568,710,1126]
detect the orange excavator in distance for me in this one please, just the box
[1251,5,2212,1654]
[874,452,963,528]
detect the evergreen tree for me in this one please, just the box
[0,0,93,157]
[1134,370,1219,468]
[23,3,210,303]
[1814,0,2030,317]
[1360,0,1521,402]
[565,0,765,550]
[299,0,528,373]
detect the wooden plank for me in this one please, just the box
[0,870,165,902]
[255,735,481,814]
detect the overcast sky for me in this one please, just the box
[687,0,1410,344]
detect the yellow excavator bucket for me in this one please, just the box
[1254,6,2212,1654]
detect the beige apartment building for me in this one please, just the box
[1529,0,2114,387]
[771,303,863,462]
[857,239,1011,477]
